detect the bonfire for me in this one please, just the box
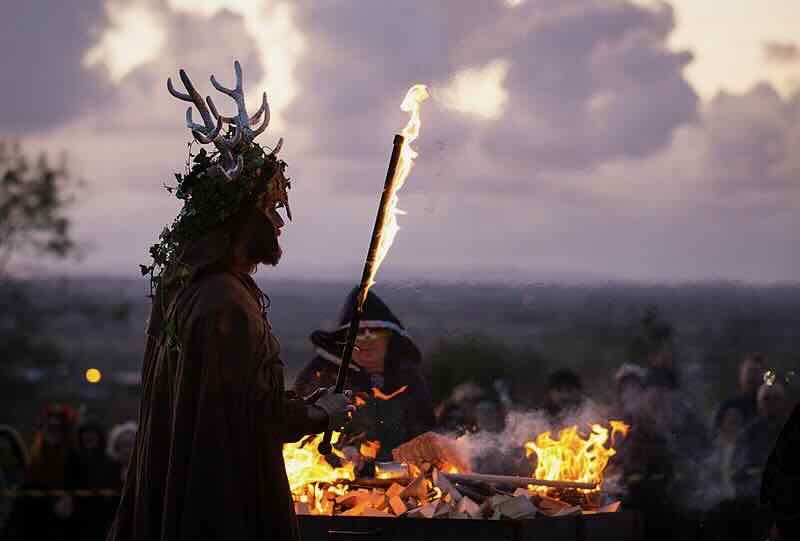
[282,420,628,520]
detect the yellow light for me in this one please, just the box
[85,368,102,384]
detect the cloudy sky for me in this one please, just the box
[2,0,799,283]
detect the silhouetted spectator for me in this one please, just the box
[68,423,120,541]
[0,425,28,534]
[632,307,679,389]
[6,404,79,541]
[714,353,766,433]
[542,369,584,427]
[707,401,748,503]
[106,421,137,485]
[609,364,675,515]
[436,381,508,436]
[733,381,791,503]
[0,425,28,487]
[613,364,648,422]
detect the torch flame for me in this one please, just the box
[524,421,629,493]
[363,84,430,296]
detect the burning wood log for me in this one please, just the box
[443,472,597,491]
[284,420,627,518]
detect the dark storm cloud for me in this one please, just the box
[763,40,800,64]
[705,84,800,196]
[287,0,698,193]
[0,0,112,133]
[479,0,697,171]
[6,0,799,282]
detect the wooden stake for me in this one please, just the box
[443,472,597,491]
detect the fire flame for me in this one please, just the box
[284,420,627,516]
[372,385,409,401]
[363,84,430,297]
[524,421,629,492]
[283,432,355,513]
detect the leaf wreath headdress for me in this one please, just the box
[141,60,291,296]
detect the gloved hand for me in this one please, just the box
[311,388,355,431]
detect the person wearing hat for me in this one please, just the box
[294,288,435,467]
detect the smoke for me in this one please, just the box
[452,399,616,476]
[445,384,749,512]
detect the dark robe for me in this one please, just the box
[107,271,325,541]
[761,401,800,538]
[293,353,434,462]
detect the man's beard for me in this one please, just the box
[246,213,283,266]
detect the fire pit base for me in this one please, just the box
[298,510,643,541]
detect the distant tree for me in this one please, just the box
[0,140,83,421]
[0,140,78,273]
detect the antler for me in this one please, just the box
[167,68,243,181]
[207,60,271,143]
[167,61,274,181]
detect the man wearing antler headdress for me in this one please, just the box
[107,62,353,541]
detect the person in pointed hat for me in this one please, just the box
[293,287,435,468]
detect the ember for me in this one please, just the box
[372,385,408,401]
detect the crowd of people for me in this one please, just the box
[434,337,797,539]
[1,291,797,540]
[0,408,136,540]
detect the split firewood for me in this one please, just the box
[434,502,452,518]
[361,506,394,518]
[368,492,388,511]
[389,495,408,516]
[294,502,311,515]
[399,475,427,500]
[404,503,427,518]
[432,468,462,503]
[453,482,488,503]
[455,496,482,518]
[534,494,571,516]
[335,490,371,508]
[386,483,405,499]
[489,494,513,508]
[496,495,538,520]
[552,505,581,517]
[419,501,440,519]
[341,501,371,516]
[392,432,471,473]
[513,487,536,499]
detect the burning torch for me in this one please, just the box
[318,84,429,455]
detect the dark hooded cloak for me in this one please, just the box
[107,268,326,541]
[761,400,800,538]
[293,288,435,461]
